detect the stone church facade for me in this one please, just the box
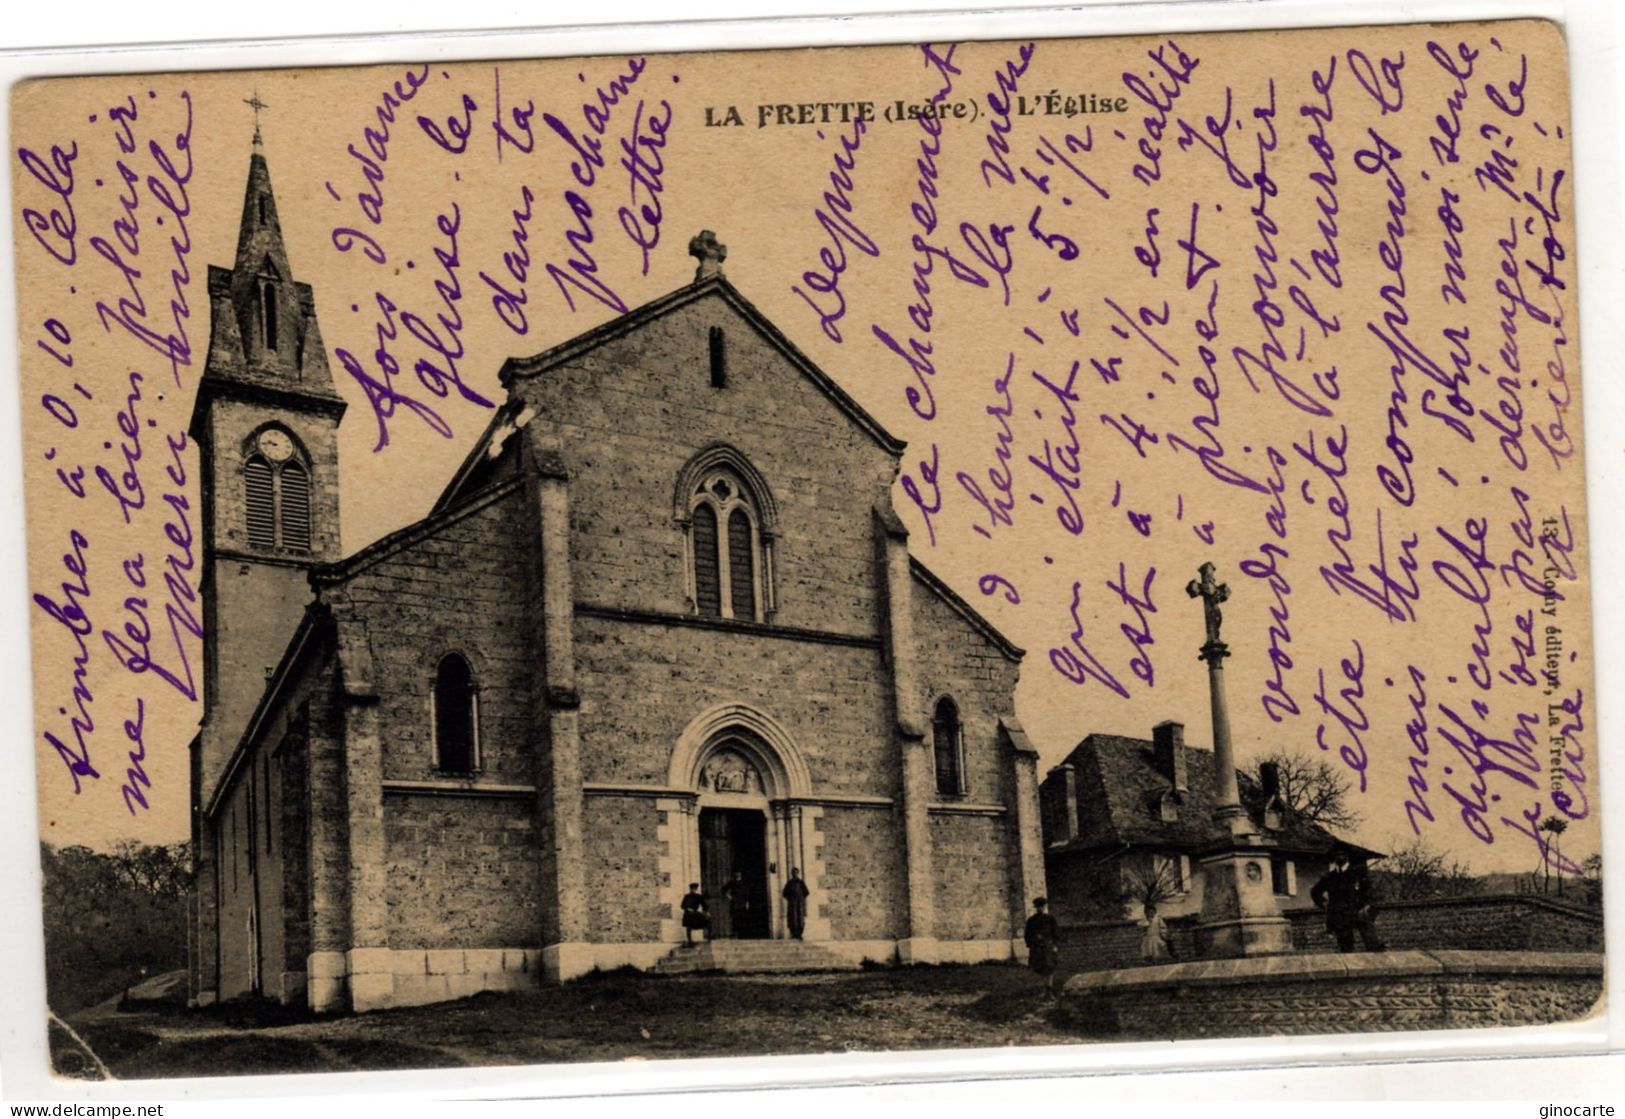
[187,143,1046,1012]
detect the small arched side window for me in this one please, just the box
[434,653,479,774]
[932,697,964,797]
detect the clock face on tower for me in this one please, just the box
[257,427,295,462]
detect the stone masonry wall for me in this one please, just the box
[383,793,540,948]
[1060,895,1602,974]
[511,291,901,638]
[1288,895,1603,953]
[910,573,1021,807]
[818,806,907,941]
[931,812,1017,941]
[573,617,894,794]
[325,486,538,789]
[582,796,665,943]
[1064,952,1603,1039]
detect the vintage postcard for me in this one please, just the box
[7,10,1604,1086]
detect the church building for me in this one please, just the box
[187,140,1046,1012]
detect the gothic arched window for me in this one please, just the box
[932,697,964,797]
[687,468,764,621]
[433,653,479,774]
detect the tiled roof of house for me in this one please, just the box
[1050,733,1378,860]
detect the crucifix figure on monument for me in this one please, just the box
[1185,562,1293,957]
[1186,562,1249,838]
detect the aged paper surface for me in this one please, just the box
[9,17,1600,1079]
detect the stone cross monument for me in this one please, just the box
[1186,563,1293,957]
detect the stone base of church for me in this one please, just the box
[276,937,1029,1013]
[895,936,940,965]
[302,947,545,1012]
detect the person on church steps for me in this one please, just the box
[1141,901,1175,964]
[1024,897,1062,997]
[1311,843,1388,953]
[681,883,709,945]
[782,868,810,939]
[723,870,753,938]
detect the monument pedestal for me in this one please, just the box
[1195,843,1293,958]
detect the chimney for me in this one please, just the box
[1260,760,1285,829]
[1153,721,1187,795]
[1039,763,1081,843]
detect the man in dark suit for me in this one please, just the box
[1311,843,1387,952]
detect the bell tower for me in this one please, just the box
[189,125,347,799]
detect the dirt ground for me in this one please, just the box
[56,964,1092,1080]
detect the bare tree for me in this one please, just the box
[1252,749,1361,832]
[1538,816,1569,895]
[1372,838,1478,901]
[1121,855,1186,917]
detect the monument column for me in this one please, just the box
[1186,563,1292,957]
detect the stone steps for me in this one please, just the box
[650,939,859,976]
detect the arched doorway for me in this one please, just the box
[666,704,819,944]
[696,740,772,938]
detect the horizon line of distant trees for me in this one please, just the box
[40,839,191,1013]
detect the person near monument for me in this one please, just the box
[1311,843,1387,953]
[1141,901,1175,964]
[781,868,811,939]
[1024,897,1062,996]
[680,883,709,945]
[723,870,753,939]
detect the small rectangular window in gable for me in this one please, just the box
[709,326,726,388]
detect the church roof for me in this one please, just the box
[506,272,902,428]
[1048,733,1379,860]
[434,267,906,515]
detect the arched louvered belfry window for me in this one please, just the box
[933,697,964,797]
[245,456,276,548]
[244,427,314,554]
[434,653,479,774]
[280,461,311,551]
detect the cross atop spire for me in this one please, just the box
[244,91,270,146]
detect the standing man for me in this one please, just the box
[680,883,708,945]
[1311,843,1387,952]
[722,869,752,938]
[782,867,811,940]
[1024,897,1062,997]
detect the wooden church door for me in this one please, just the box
[699,808,770,939]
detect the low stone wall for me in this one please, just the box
[1062,950,1602,1039]
[1287,895,1602,953]
[1060,894,1601,974]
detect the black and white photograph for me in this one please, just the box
[5,7,1609,1094]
